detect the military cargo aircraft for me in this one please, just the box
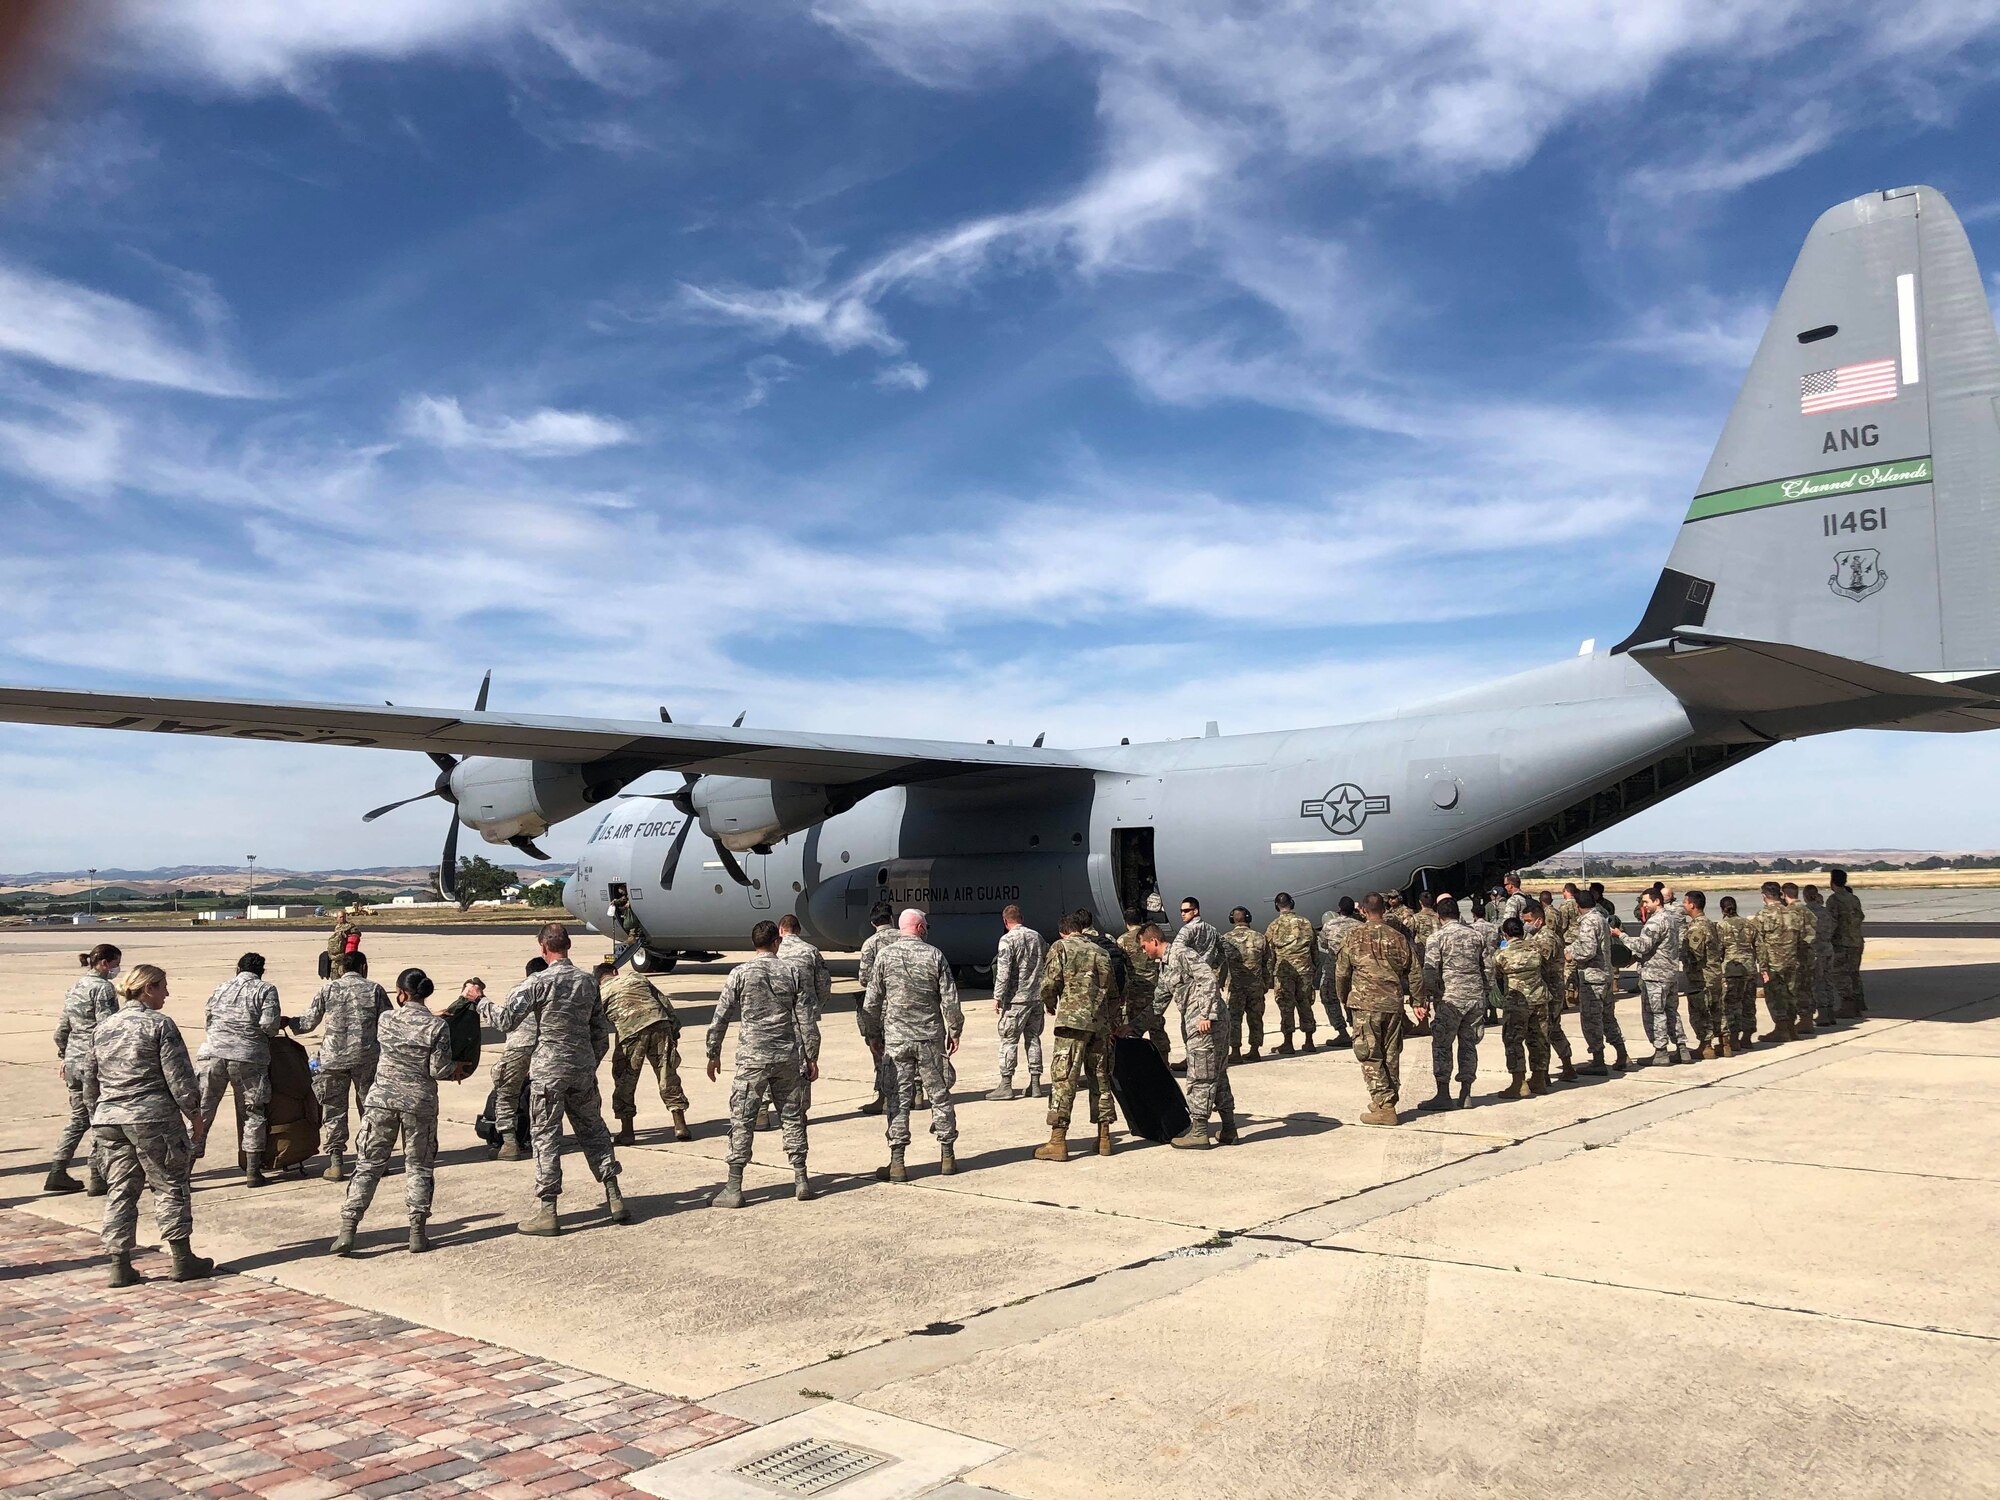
[5,186,1998,967]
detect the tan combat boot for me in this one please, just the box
[1496,1071,1528,1100]
[1096,1123,1114,1157]
[671,1109,692,1142]
[1528,1070,1550,1095]
[1359,1104,1400,1126]
[877,1146,908,1183]
[517,1202,561,1237]
[1033,1128,1069,1163]
[613,1117,636,1147]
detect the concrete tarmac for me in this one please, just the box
[2,926,1996,1498]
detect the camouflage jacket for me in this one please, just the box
[480,979,540,1053]
[1156,941,1224,1031]
[1753,904,1804,973]
[1631,908,1682,984]
[857,925,897,1034]
[54,972,119,1077]
[600,970,677,1043]
[1566,907,1615,985]
[326,920,353,960]
[84,1000,201,1126]
[709,951,819,1067]
[1265,912,1317,975]
[993,925,1047,1010]
[1716,915,1758,975]
[1682,914,1721,985]
[1220,924,1271,1002]
[366,1004,456,1117]
[1802,902,1833,957]
[778,932,834,1018]
[1826,887,1865,946]
[1526,925,1565,995]
[1318,912,1360,969]
[1493,941,1550,1007]
[497,959,611,1084]
[1498,892,1530,925]
[1424,921,1493,1009]
[1335,922,1413,1014]
[1173,918,1224,975]
[197,972,283,1066]
[293,975,390,1070]
[1117,925,1158,996]
[1082,927,1129,1004]
[1040,933,1114,1032]
[862,935,963,1050]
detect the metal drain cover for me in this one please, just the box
[731,1437,890,1495]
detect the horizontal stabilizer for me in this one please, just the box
[1632,631,2000,737]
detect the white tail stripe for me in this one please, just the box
[1897,272,1920,384]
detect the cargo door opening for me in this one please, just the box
[1111,827,1159,918]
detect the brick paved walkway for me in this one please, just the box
[0,1210,747,1498]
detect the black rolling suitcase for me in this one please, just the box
[1110,1035,1190,1144]
[475,1084,531,1153]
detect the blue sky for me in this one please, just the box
[6,0,2000,872]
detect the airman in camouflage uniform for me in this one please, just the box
[1036,915,1117,1161]
[1632,893,1693,1065]
[1680,892,1728,1057]
[332,969,457,1255]
[1715,897,1760,1049]
[1782,883,1819,1036]
[1420,897,1491,1110]
[83,966,214,1286]
[1521,905,1575,1080]
[857,903,900,1115]
[1117,909,1169,1063]
[1753,883,1805,1043]
[863,910,964,1180]
[291,952,390,1179]
[598,962,690,1144]
[1145,924,1234,1147]
[1408,896,1442,1024]
[1265,894,1319,1053]
[47,948,120,1196]
[990,905,1047,1100]
[1335,896,1413,1125]
[1566,892,1630,1074]
[1803,885,1838,1028]
[1317,898,1358,1045]
[1492,918,1552,1096]
[194,955,285,1187]
[1221,907,1271,1060]
[1826,870,1866,1018]
[499,925,624,1233]
[479,957,543,1158]
[707,920,820,1207]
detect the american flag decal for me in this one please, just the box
[1800,358,1898,415]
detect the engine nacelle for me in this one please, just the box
[451,758,619,844]
[690,776,833,851]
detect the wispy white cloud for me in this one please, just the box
[1616,296,1771,373]
[873,361,930,392]
[398,394,634,455]
[0,260,260,396]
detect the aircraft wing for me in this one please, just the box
[0,684,1098,786]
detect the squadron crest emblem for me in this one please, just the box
[1829,548,1886,602]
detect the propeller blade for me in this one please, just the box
[732,711,746,728]
[438,815,461,902]
[659,706,672,723]
[617,792,683,800]
[426,751,458,777]
[713,839,750,887]
[659,807,698,891]
[509,835,550,860]
[361,788,443,823]
[473,670,491,713]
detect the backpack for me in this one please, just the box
[442,998,482,1072]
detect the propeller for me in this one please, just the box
[362,671,497,901]
[629,704,754,887]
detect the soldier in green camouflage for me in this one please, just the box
[596,962,691,1144]
[1265,893,1318,1053]
[1117,908,1168,1063]
[1680,892,1726,1057]
[1781,883,1818,1036]
[1491,917,1552,1097]
[1803,885,1838,1028]
[1335,895,1413,1126]
[1035,913,1117,1162]
[1754,882,1805,1043]
[1715,896,1759,1049]
[1826,869,1866,1018]
[1317,897,1358,1046]
[1520,904,1576,1081]
[1220,907,1271,1060]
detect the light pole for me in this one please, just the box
[87,868,95,917]
[246,855,258,910]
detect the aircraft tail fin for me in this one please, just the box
[1616,185,2000,708]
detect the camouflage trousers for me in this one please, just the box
[1761,969,1800,1032]
[1431,997,1483,1086]
[1833,941,1866,1013]
[490,1047,531,1135]
[343,1106,438,1226]
[1547,1001,1573,1063]
[1682,973,1722,1044]
[1501,1002,1551,1077]
[1317,958,1348,1034]
[1182,1026,1234,1124]
[728,1057,809,1169]
[528,1075,620,1204]
[612,1022,688,1121]
[1811,947,1838,1023]
[94,1121,193,1255]
[1576,976,1626,1058]
[1350,1009,1404,1111]
[1125,984,1171,1063]
[1046,1026,1115,1131]
[198,1057,269,1165]
[1273,961,1315,1039]
[996,999,1045,1087]
[314,1057,377,1157]
[54,1074,105,1177]
[1228,981,1266,1052]
[1722,971,1757,1035]
[886,1042,957,1148]
[1640,976,1689,1052]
